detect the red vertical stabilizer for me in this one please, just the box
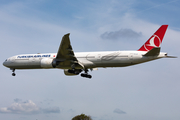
[138,25,168,51]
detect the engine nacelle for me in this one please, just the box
[40,58,53,68]
[51,59,62,68]
[64,69,78,76]
[64,69,83,76]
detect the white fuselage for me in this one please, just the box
[3,51,167,70]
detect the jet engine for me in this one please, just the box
[40,58,53,68]
[52,59,61,68]
[64,69,82,76]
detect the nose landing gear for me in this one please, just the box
[11,68,16,76]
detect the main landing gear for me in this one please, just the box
[71,64,92,79]
[11,68,16,76]
[81,69,92,79]
[68,69,92,79]
[81,73,92,79]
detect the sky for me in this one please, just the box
[0,0,180,120]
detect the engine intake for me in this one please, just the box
[52,59,62,68]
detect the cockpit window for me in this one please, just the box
[5,59,7,61]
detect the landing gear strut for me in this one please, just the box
[11,68,16,76]
[81,69,92,79]
[70,64,92,79]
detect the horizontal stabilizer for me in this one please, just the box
[143,47,160,56]
[165,56,177,58]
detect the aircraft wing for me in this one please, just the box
[55,33,83,69]
[56,33,77,61]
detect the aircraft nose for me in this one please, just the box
[3,61,6,66]
[3,60,8,67]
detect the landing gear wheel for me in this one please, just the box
[87,74,92,79]
[81,73,92,79]
[12,73,16,76]
[81,73,85,77]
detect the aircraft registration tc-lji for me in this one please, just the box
[3,25,176,78]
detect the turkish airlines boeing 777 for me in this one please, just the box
[3,25,176,78]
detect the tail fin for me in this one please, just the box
[138,25,168,51]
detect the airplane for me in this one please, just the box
[3,25,176,78]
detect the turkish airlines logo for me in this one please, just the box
[144,35,161,51]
